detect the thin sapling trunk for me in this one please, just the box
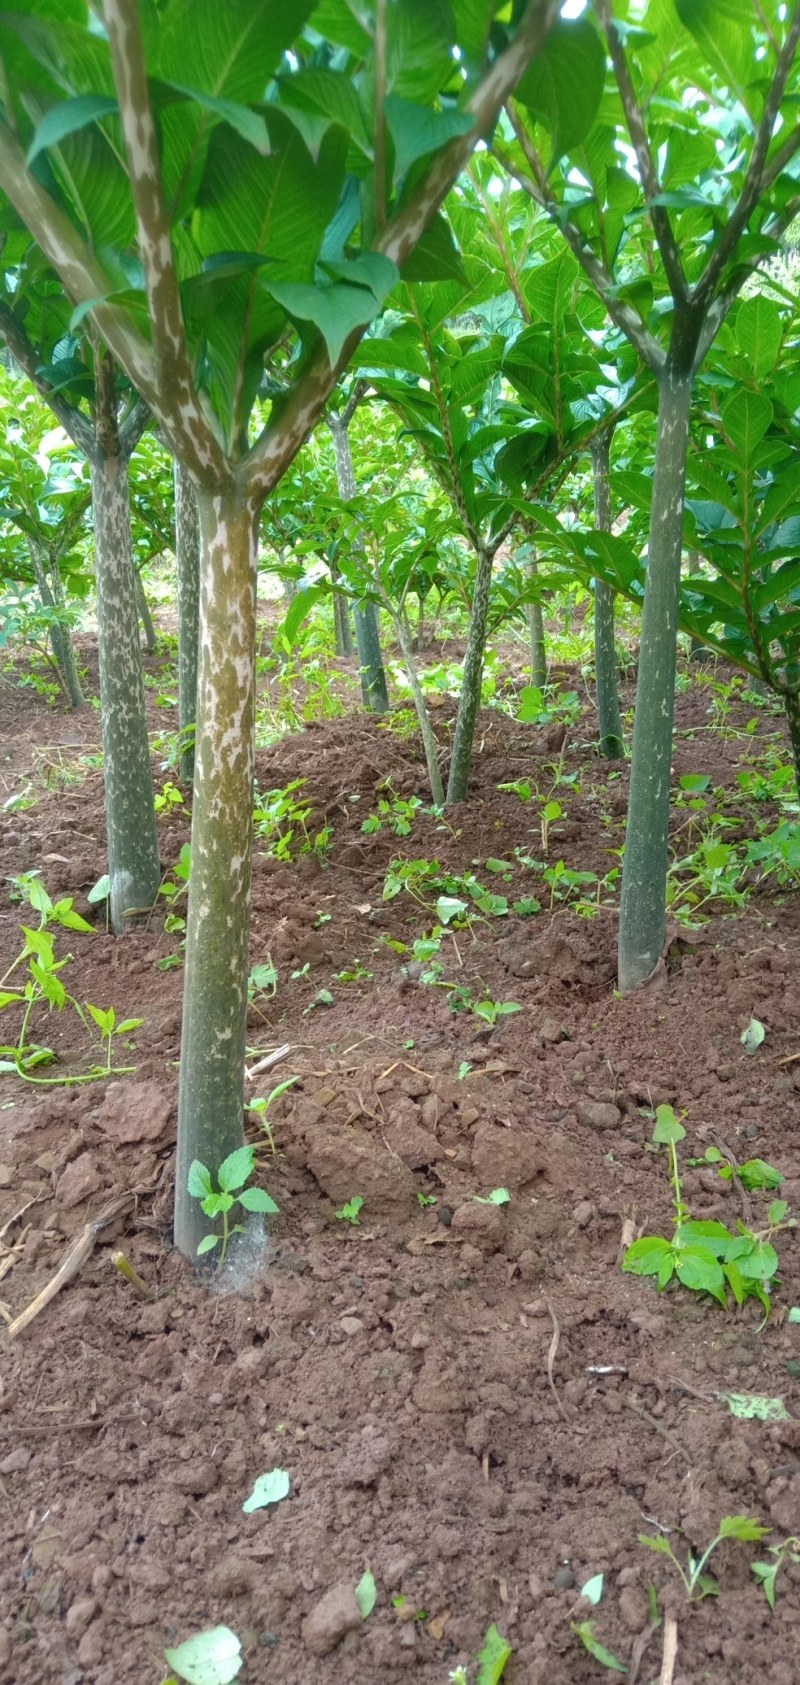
[91,355,160,934]
[590,431,624,759]
[446,542,494,804]
[133,565,157,653]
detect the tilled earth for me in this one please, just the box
[1,648,799,1685]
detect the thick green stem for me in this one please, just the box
[618,365,693,992]
[133,565,157,652]
[174,458,200,784]
[590,430,624,759]
[524,547,547,687]
[446,542,493,805]
[328,413,390,712]
[174,487,257,1262]
[90,371,160,934]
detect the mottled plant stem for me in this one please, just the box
[446,543,493,804]
[590,430,624,759]
[328,413,390,712]
[173,487,257,1261]
[91,352,160,934]
[618,365,693,991]
[133,565,157,652]
[525,547,547,688]
[174,458,200,784]
[30,544,85,708]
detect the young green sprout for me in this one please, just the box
[247,1076,300,1154]
[188,1146,278,1264]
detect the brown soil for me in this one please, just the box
[1,654,800,1685]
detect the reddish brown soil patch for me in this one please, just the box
[1,666,800,1685]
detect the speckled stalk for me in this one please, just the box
[173,487,257,1261]
[618,367,693,992]
[590,432,624,760]
[330,418,389,712]
[174,458,200,784]
[90,447,160,934]
[446,542,493,805]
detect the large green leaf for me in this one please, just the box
[387,0,456,104]
[268,278,391,364]
[156,0,310,101]
[27,93,118,163]
[384,95,474,183]
[515,18,606,164]
[722,390,773,463]
[193,114,347,280]
[401,212,467,283]
[735,296,783,381]
[523,251,579,325]
[675,0,757,101]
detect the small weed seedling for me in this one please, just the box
[153,780,184,814]
[751,1534,800,1606]
[335,1196,364,1225]
[188,1145,278,1262]
[471,998,521,1028]
[361,785,423,836]
[247,1076,300,1154]
[640,1514,770,1601]
[623,1106,794,1313]
[86,1004,143,1073]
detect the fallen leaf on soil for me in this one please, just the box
[428,1609,450,1640]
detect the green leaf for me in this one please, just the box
[401,212,466,284]
[735,1159,783,1191]
[217,1144,256,1192]
[237,1186,280,1215]
[652,1104,685,1145]
[242,1467,291,1513]
[436,894,468,924]
[717,1515,771,1544]
[267,279,390,365]
[164,1625,243,1685]
[87,874,110,905]
[735,296,782,380]
[116,1017,144,1034]
[740,1018,765,1054]
[86,1003,114,1035]
[674,0,755,99]
[162,83,269,153]
[751,1559,778,1609]
[722,391,773,463]
[622,1236,674,1277]
[197,1233,220,1255]
[54,902,94,932]
[674,1246,727,1301]
[477,1622,513,1685]
[355,1569,377,1619]
[187,1160,213,1199]
[734,1240,779,1282]
[384,95,474,182]
[27,94,118,164]
[572,1620,628,1673]
[515,18,606,163]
